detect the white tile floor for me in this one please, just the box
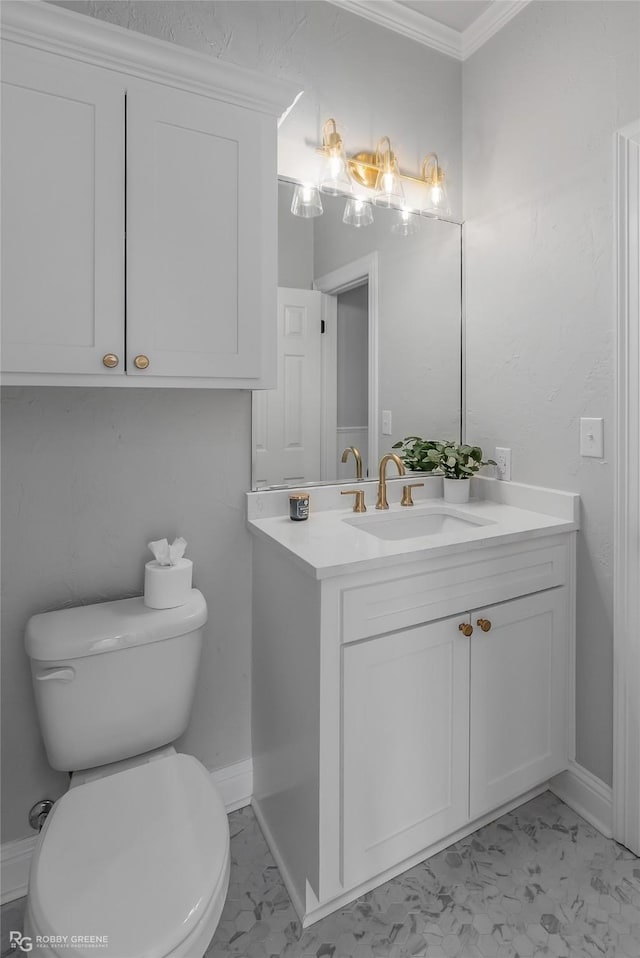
[2,791,638,958]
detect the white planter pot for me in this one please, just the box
[443,478,471,504]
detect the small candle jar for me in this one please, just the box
[289,493,310,521]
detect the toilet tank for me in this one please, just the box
[25,590,208,772]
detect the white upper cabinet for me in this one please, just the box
[1,44,125,376]
[0,2,298,387]
[126,84,273,381]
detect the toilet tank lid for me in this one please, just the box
[25,589,207,662]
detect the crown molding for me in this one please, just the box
[462,1,531,59]
[327,0,463,60]
[327,0,531,61]
[0,0,300,117]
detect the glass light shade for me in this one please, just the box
[423,177,450,216]
[291,184,323,218]
[374,164,405,208]
[391,207,420,236]
[319,150,352,195]
[342,197,374,228]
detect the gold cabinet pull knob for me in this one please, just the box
[133,354,150,370]
[102,353,119,369]
[477,618,492,632]
[458,622,473,637]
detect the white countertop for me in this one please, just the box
[247,478,579,580]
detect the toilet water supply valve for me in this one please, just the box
[29,799,54,831]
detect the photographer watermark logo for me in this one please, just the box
[9,932,109,951]
[9,933,32,952]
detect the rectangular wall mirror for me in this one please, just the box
[251,180,463,489]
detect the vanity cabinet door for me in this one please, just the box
[1,44,125,376]
[469,589,569,819]
[126,82,276,384]
[342,617,470,889]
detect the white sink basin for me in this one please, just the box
[344,506,494,541]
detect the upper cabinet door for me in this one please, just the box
[126,83,277,384]
[1,44,125,375]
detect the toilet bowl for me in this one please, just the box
[24,590,230,958]
[25,752,230,958]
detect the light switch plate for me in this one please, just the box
[580,417,604,458]
[382,410,392,436]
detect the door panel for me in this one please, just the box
[1,45,124,374]
[127,83,273,380]
[252,288,322,486]
[470,589,568,818]
[342,618,470,888]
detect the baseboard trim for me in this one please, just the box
[0,835,38,905]
[251,797,306,921]
[0,756,254,905]
[549,760,613,838]
[210,757,253,813]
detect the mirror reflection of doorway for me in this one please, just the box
[252,283,370,488]
[252,287,322,488]
[336,283,369,479]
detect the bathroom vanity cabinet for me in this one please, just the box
[1,3,298,388]
[250,502,575,926]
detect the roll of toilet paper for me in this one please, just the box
[144,558,193,609]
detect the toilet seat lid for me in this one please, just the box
[29,753,229,958]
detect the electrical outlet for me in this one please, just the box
[495,447,512,481]
[382,410,392,436]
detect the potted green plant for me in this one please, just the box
[392,437,496,503]
[389,436,442,473]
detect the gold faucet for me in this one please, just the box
[341,446,363,480]
[376,453,405,510]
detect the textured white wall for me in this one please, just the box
[52,0,463,219]
[2,2,463,843]
[1,388,252,841]
[463,0,640,785]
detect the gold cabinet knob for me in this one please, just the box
[477,618,492,632]
[102,353,119,368]
[133,354,150,370]
[458,622,473,637]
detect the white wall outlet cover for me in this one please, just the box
[495,447,511,481]
[580,418,604,458]
[382,410,392,436]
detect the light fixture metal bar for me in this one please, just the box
[316,146,440,189]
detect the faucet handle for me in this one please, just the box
[400,483,424,507]
[341,489,367,513]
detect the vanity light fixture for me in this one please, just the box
[342,196,374,228]
[391,206,420,236]
[421,153,450,215]
[292,118,450,225]
[372,136,405,209]
[290,183,323,218]
[319,118,352,195]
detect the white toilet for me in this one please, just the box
[23,589,230,958]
